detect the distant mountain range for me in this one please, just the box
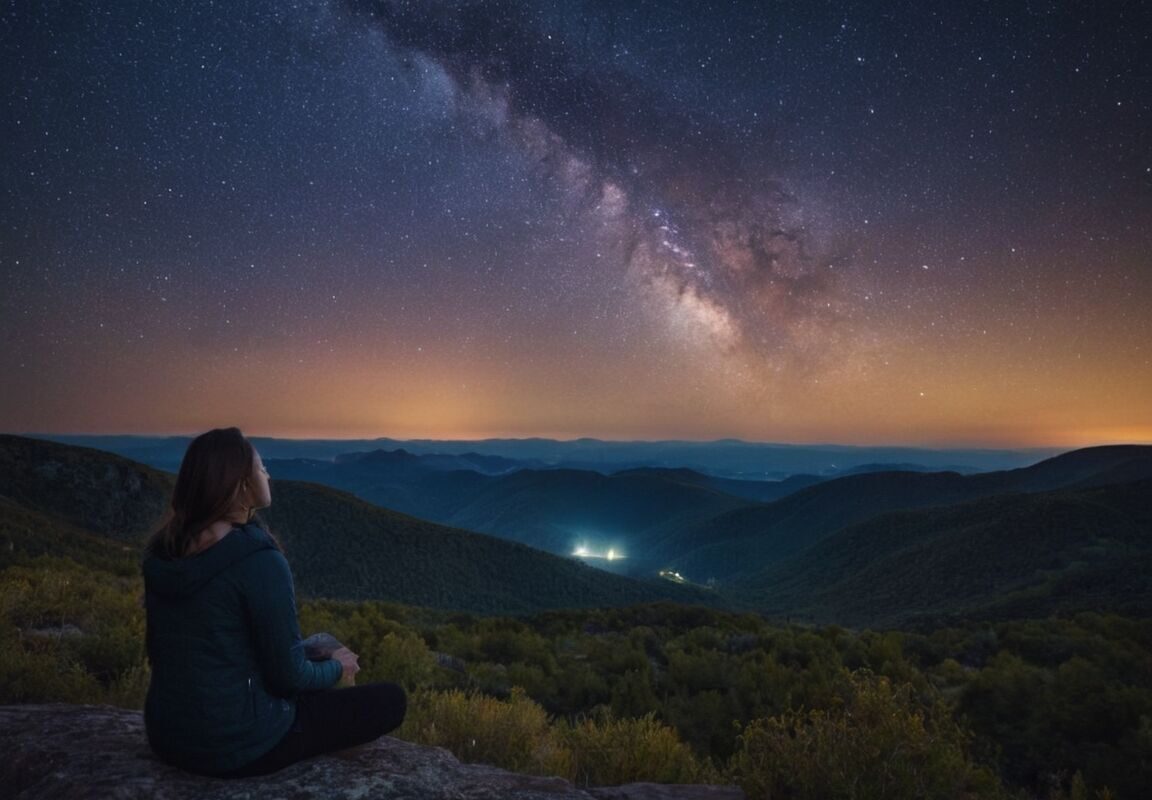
[658,445,1152,586]
[29,433,1055,477]
[248,444,1152,592]
[261,457,767,571]
[2,434,1148,628]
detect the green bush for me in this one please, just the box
[399,688,710,788]
[2,550,1146,797]
[0,563,145,707]
[0,627,103,703]
[105,660,150,709]
[562,711,710,787]
[398,688,572,777]
[353,630,437,690]
[729,670,1005,800]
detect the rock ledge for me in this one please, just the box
[0,704,744,800]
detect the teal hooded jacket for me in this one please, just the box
[142,523,342,775]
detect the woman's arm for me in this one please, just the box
[243,549,342,694]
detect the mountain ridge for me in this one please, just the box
[0,435,715,615]
[736,478,1152,628]
[662,444,1152,584]
[4,434,1148,625]
[30,433,1056,477]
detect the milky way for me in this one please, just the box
[1,0,1149,444]
[350,0,857,369]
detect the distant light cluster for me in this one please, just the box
[659,569,687,584]
[572,544,625,562]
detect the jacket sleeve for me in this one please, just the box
[243,549,342,695]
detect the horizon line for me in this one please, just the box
[8,430,1124,452]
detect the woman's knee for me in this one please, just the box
[364,681,406,734]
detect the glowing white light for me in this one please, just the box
[573,543,626,561]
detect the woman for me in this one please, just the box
[142,427,406,777]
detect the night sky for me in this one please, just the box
[2,0,1150,446]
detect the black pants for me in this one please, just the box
[224,682,407,778]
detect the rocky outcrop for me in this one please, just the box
[0,705,746,800]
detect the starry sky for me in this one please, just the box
[2,0,1150,447]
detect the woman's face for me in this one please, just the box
[247,451,272,510]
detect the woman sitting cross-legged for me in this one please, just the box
[142,426,406,777]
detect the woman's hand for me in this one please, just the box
[332,646,360,686]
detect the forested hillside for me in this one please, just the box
[738,478,1152,627]
[264,455,759,572]
[3,435,1150,797]
[268,443,1152,589]
[661,445,1152,584]
[0,435,712,614]
[261,481,715,613]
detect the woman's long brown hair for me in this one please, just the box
[145,427,266,559]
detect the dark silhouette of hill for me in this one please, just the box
[0,434,170,540]
[610,466,826,503]
[263,457,763,574]
[7,434,1147,623]
[833,462,982,476]
[735,478,1152,628]
[265,444,1152,618]
[0,497,142,576]
[982,444,1152,491]
[333,448,522,475]
[262,452,492,523]
[433,468,751,561]
[260,480,716,613]
[659,471,978,584]
[267,445,1151,588]
[661,445,1152,584]
[0,435,715,614]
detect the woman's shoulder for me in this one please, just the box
[228,525,291,576]
[232,521,276,545]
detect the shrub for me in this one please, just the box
[0,564,145,705]
[562,711,710,787]
[353,630,438,690]
[728,669,1007,800]
[398,688,572,777]
[0,627,102,703]
[104,659,150,709]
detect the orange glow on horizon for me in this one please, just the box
[3,295,1149,450]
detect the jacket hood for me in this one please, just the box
[143,523,277,599]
